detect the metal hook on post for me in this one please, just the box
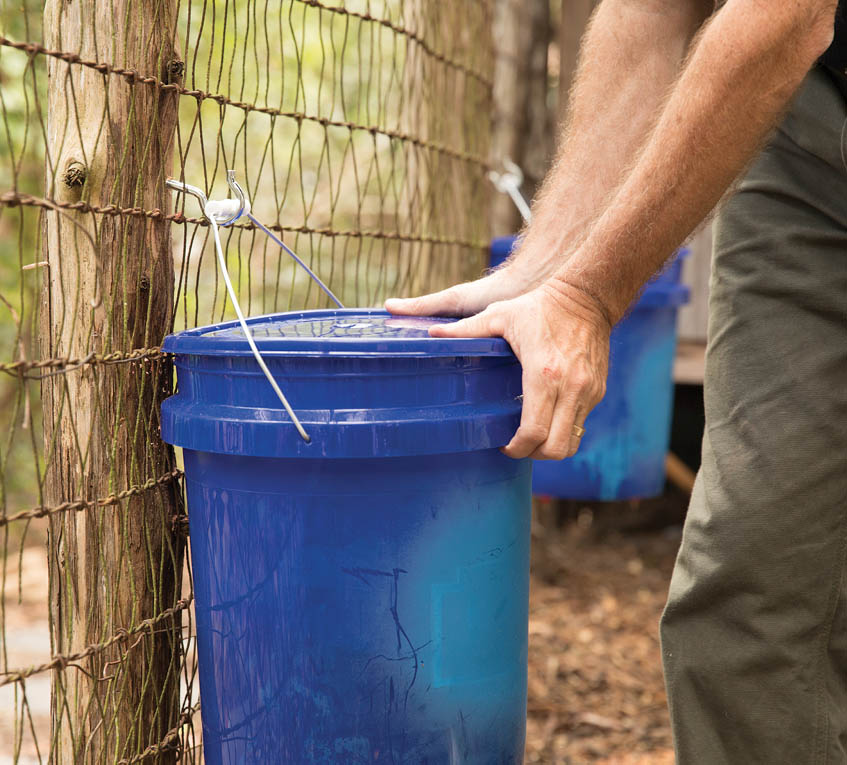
[166,179,208,214]
[227,170,343,309]
[488,158,532,224]
[222,170,247,227]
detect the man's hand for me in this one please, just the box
[387,0,835,463]
[385,262,531,318]
[426,281,611,460]
[384,0,708,462]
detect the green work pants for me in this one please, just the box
[660,66,847,764]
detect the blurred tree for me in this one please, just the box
[490,0,557,236]
[559,0,596,121]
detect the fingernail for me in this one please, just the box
[384,298,408,313]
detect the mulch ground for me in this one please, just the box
[525,499,683,764]
[3,499,685,764]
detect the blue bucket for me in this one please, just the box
[489,237,690,500]
[489,235,519,270]
[161,309,531,763]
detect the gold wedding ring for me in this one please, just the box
[572,424,586,439]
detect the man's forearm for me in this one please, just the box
[553,0,837,325]
[509,0,711,288]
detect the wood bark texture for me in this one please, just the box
[403,0,495,293]
[41,0,183,761]
[558,0,595,122]
[490,0,554,236]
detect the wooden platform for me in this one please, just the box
[673,341,706,385]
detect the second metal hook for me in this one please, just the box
[488,158,532,223]
[220,170,247,227]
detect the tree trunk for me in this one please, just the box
[41,1,183,761]
[490,0,554,236]
[558,0,596,122]
[401,0,495,295]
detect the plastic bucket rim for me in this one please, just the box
[162,307,516,358]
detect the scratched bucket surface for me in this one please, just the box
[532,251,690,500]
[161,309,531,764]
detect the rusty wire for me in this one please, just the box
[0,597,193,688]
[1,189,489,247]
[0,469,183,527]
[0,0,494,761]
[0,36,490,168]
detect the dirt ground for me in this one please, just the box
[525,499,682,764]
[2,501,683,764]
[0,544,51,765]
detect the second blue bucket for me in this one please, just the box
[491,236,690,501]
[161,310,531,764]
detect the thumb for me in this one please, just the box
[385,286,465,317]
[429,305,504,338]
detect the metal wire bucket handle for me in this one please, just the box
[488,158,532,223]
[166,171,344,443]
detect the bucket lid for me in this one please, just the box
[161,309,522,458]
[162,309,514,357]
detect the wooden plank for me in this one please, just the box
[678,224,713,343]
[673,340,707,385]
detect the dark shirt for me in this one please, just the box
[820,0,847,100]
[822,0,847,71]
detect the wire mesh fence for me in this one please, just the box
[0,0,494,760]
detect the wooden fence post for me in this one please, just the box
[40,0,183,760]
